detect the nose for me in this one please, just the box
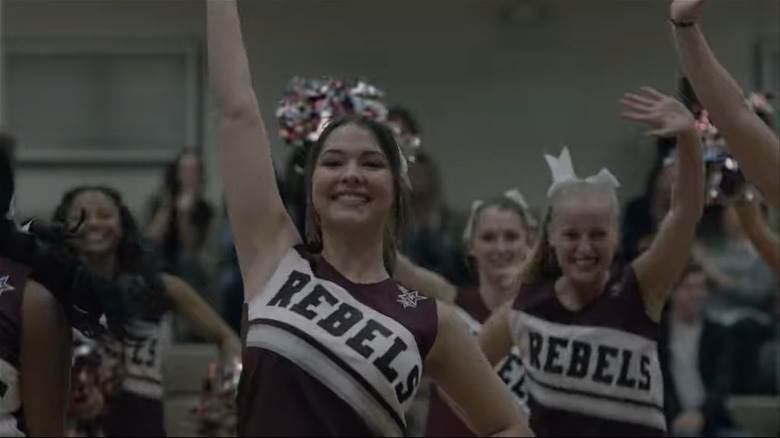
[496,237,509,253]
[340,160,363,185]
[576,238,594,255]
[81,213,101,230]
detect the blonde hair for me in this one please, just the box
[520,181,619,286]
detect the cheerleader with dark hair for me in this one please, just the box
[481,87,705,436]
[208,1,532,436]
[54,186,240,437]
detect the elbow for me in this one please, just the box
[491,422,534,437]
[216,95,260,123]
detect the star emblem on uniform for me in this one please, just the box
[0,276,14,295]
[397,286,427,309]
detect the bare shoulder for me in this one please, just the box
[22,280,69,332]
[23,280,59,313]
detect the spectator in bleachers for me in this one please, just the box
[622,152,675,261]
[660,262,738,437]
[386,107,469,286]
[693,203,776,323]
[144,149,214,288]
[402,150,469,286]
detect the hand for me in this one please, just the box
[672,410,704,435]
[621,87,696,137]
[177,192,197,213]
[671,0,707,24]
[69,380,106,421]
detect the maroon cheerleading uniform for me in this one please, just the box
[425,288,528,437]
[508,265,666,436]
[238,245,438,437]
[0,257,30,436]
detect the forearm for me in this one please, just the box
[741,216,780,277]
[144,208,170,244]
[670,128,705,225]
[183,296,240,355]
[166,275,241,356]
[673,25,780,205]
[673,26,746,129]
[207,0,260,115]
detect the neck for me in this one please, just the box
[320,225,388,284]
[559,271,609,307]
[478,267,519,310]
[478,277,516,311]
[80,252,117,278]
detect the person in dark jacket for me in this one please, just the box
[660,262,737,437]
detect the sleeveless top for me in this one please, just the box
[425,287,528,437]
[239,245,438,437]
[97,273,170,437]
[508,265,666,436]
[0,257,30,437]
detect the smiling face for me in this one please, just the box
[66,189,123,259]
[470,205,531,285]
[310,123,395,238]
[548,190,619,289]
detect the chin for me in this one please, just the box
[566,269,604,286]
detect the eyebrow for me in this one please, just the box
[320,149,387,159]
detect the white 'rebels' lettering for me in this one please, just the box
[247,249,424,437]
[510,310,666,431]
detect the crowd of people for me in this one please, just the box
[0,0,778,436]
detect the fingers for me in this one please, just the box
[645,128,673,138]
[622,92,656,108]
[620,98,653,116]
[620,110,653,122]
[639,86,667,100]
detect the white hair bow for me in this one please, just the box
[544,147,620,198]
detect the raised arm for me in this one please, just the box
[622,87,704,321]
[426,303,533,437]
[162,274,241,360]
[670,0,780,206]
[732,196,780,278]
[207,0,300,296]
[394,254,457,303]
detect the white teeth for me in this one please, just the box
[336,194,368,202]
[574,258,597,268]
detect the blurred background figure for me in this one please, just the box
[144,148,214,286]
[660,262,742,437]
[387,107,469,287]
[144,149,216,341]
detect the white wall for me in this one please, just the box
[3,0,779,220]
